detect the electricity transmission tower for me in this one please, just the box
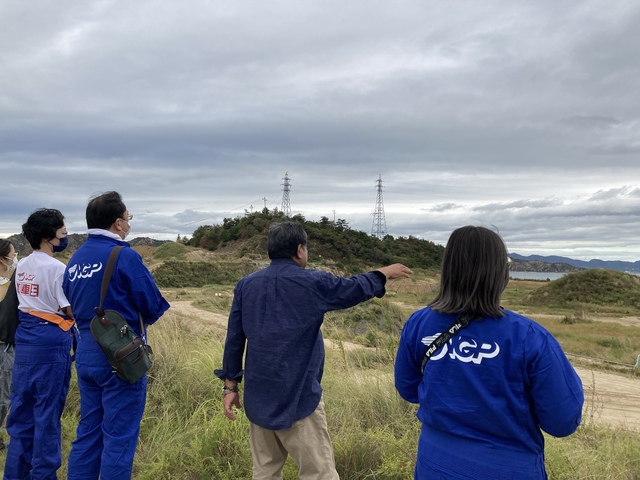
[281,172,292,217]
[371,175,387,239]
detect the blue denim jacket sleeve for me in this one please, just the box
[214,282,246,382]
[313,269,386,312]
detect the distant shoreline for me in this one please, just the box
[509,271,565,281]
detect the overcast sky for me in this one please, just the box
[2,1,639,261]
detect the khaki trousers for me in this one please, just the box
[249,398,340,480]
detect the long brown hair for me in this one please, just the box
[429,226,509,318]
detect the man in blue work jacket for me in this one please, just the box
[63,191,170,480]
[216,221,412,479]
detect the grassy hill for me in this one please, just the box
[522,269,640,315]
[188,210,444,269]
[152,211,444,288]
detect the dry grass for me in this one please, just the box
[3,272,640,478]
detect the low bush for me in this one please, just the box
[153,261,256,288]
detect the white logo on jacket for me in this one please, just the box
[421,335,500,364]
[67,262,104,282]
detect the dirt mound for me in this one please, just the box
[523,269,640,311]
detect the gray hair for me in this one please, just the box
[267,222,307,260]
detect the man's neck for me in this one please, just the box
[88,228,123,241]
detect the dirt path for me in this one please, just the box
[166,300,229,336]
[575,366,640,430]
[170,301,640,431]
[529,313,640,328]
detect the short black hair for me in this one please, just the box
[267,222,307,260]
[86,191,127,230]
[22,209,65,250]
[429,226,509,318]
[0,238,13,258]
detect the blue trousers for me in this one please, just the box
[3,350,71,480]
[67,362,147,480]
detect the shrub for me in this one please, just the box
[153,261,256,288]
[153,242,189,260]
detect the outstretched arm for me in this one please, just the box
[376,263,413,280]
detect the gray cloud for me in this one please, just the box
[2,0,640,261]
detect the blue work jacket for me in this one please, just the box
[63,234,170,366]
[395,307,584,479]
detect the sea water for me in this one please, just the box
[509,271,566,281]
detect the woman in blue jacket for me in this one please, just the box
[394,226,584,480]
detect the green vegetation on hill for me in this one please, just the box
[188,210,443,273]
[522,269,640,315]
[152,241,191,260]
[154,211,443,288]
[324,298,407,354]
[153,261,256,288]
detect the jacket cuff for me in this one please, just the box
[370,270,387,297]
[214,368,244,383]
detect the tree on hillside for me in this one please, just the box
[188,213,444,272]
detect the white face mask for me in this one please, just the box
[119,215,132,240]
[1,255,17,277]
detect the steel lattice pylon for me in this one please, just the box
[371,175,387,239]
[281,172,292,217]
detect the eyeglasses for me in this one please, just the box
[122,214,133,221]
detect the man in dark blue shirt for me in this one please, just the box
[216,221,412,479]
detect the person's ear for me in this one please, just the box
[296,244,305,258]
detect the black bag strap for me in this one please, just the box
[99,246,123,309]
[421,313,475,375]
[96,246,148,346]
